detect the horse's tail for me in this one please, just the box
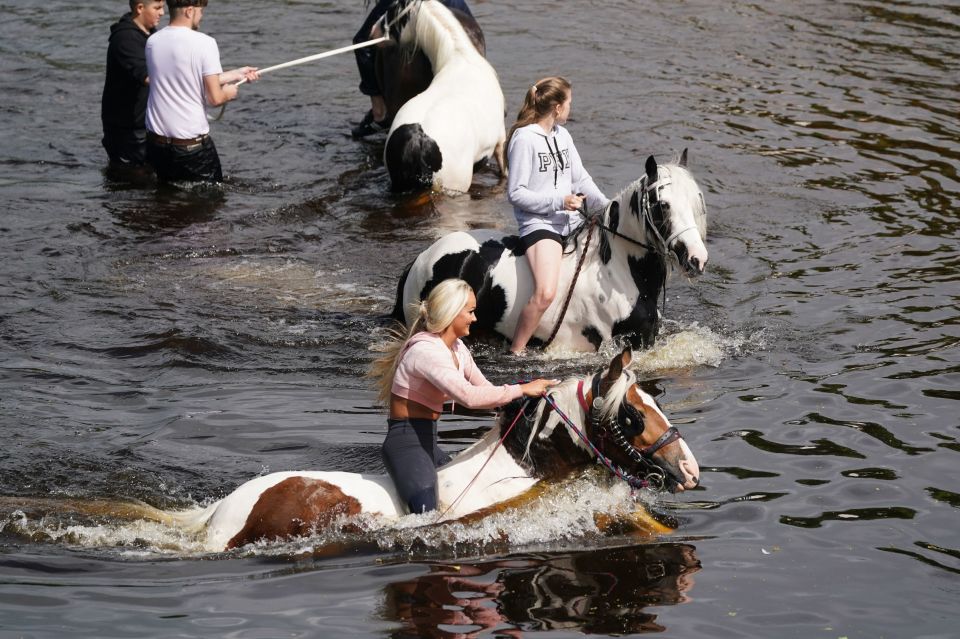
[392,260,414,324]
[0,496,220,534]
[385,123,443,193]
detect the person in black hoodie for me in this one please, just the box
[101,0,165,167]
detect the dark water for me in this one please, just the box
[2,0,958,636]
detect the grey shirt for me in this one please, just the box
[506,123,609,237]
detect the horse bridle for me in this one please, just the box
[641,171,703,255]
[577,169,701,259]
[561,373,683,490]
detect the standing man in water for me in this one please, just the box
[144,0,259,183]
[101,0,166,168]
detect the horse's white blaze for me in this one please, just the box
[676,439,700,490]
[657,166,709,274]
[640,397,701,491]
[388,1,505,193]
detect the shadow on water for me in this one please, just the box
[381,543,701,637]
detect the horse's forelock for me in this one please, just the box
[598,369,636,424]
[610,164,707,240]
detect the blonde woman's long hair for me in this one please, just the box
[368,278,474,405]
[505,76,572,171]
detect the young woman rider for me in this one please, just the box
[369,278,557,514]
[505,76,610,354]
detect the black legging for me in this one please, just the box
[381,418,452,514]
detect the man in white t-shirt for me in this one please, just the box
[144,0,258,183]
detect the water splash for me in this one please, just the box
[1,471,670,559]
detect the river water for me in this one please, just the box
[1,0,957,637]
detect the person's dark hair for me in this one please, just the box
[506,76,572,170]
[168,0,208,9]
[130,0,162,10]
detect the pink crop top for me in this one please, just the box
[391,332,522,413]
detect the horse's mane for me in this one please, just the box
[519,369,637,461]
[411,1,484,69]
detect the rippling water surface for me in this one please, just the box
[1,0,957,637]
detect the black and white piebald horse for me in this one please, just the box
[120,349,698,551]
[382,0,506,193]
[394,152,709,351]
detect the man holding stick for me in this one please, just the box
[145,0,259,183]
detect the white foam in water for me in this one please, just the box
[360,472,655,554]
[631,322,725,372]
[512,320,756,374]
[180,258,388,313]
[1,509,211,556]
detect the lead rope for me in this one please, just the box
[208,37,389,122]
[210,0,422,120]
[542,203,596,350]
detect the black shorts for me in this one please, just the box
[520,229,566,252]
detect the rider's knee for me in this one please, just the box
[532,287,557,309]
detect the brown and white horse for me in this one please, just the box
[156,348,699,551]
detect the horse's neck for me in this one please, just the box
[435,393,594,519]
[500,395,593,480]
[436,425,536,518]
[415,2,479,71]
[601,188,662,265]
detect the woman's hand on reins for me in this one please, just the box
[520,378,560,397]
[563,193,584,211]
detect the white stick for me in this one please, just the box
[235,36,389,86]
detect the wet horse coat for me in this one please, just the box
[383,0,506,193]
[394,153,709,351]
[162,350,699,551]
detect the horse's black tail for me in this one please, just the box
[385,123,443,193]
[391,261,413,324]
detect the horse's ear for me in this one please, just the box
[679,148,688,167]
[605,347,632,382]
[645,155,658,181]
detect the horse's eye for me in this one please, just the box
[661,201,671,211]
